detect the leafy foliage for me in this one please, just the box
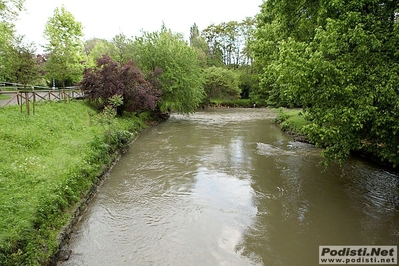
[189,23,209,68]
[109,33,136,64]
[0,23,15,81]
[84,35,137,68]
[252,0,399,166]
[275,108,310,138]
[80,55,161,114]
[0,0,24,22]
[202,18,256,68]
[43,6,85,87]
[84,38,112,67]
[203,66,241,101]
[7,36,39,86]
[134,26,205,113]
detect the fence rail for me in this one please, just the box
[0,82,78,91]
[0,88,84,115]
[0,89,83,107]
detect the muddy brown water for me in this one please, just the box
[60,108,399,266]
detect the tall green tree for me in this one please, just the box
[8,36,39,86]
[203,66,240,101]
[84,38,114,67]
[240,17,257,66]
[110,33,136,64]
[0,0,25,81]
[201,23,224,67]
[189,23,209,67]
[43,6,85,88]
[84,34,136,68]
[202,19,256,68]
[0,22,14,81]
[252,0,399,166]
[134,27,205,114]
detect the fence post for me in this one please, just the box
[25,91,30,115]
[19,92,23,113]
[33,90,36,115]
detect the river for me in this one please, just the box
[60,108,399,266]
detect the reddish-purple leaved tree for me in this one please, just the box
[80,55,162,114]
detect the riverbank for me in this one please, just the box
[0,101,163,265]
[275,108,398,170]
[274,108,310,143]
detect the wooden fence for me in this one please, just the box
[0,89,84,114]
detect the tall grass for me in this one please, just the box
[0,101,147,265]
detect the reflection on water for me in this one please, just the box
[61,109,399,266]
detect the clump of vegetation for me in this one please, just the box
[134,27,206,114]
[251,0,399,167]
[80,55,161,114]
[275,108,310,142]
[0,101,147,265]
[203,66,241,101]
[209,98,253,108]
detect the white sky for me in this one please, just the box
[14,0,263,53]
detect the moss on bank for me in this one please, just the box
[0,101,161,265]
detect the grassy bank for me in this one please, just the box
[274,108,399,169]
[274,108,310,142]
[0,101,151,265]
[0,94,11,100]
[208,98,254,108]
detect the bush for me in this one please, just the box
[204,67,241,101]
[80,55,161,114]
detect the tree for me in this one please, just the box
[8,36,39,86]
[240,17,256,66]
[43,6,85,88]
[0,0,25,81]
[202,23,225,67]
[84,38,102,57]
[84,38,114,67]
[80,55,161,114]
[85,34,137,69]
[0,0,24,22]
[0,22,13,81]
[252,0,399,166]
[202,19,256,68]
[203,66,240,101]
[134,26,205,114]
[189,23,209,67]
[110,33,136,64]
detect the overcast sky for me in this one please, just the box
[15,0,263,53]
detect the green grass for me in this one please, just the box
[0,101,148,265]
[274,108,310,137]
[0,87,20,92]
[0,94,11,100]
